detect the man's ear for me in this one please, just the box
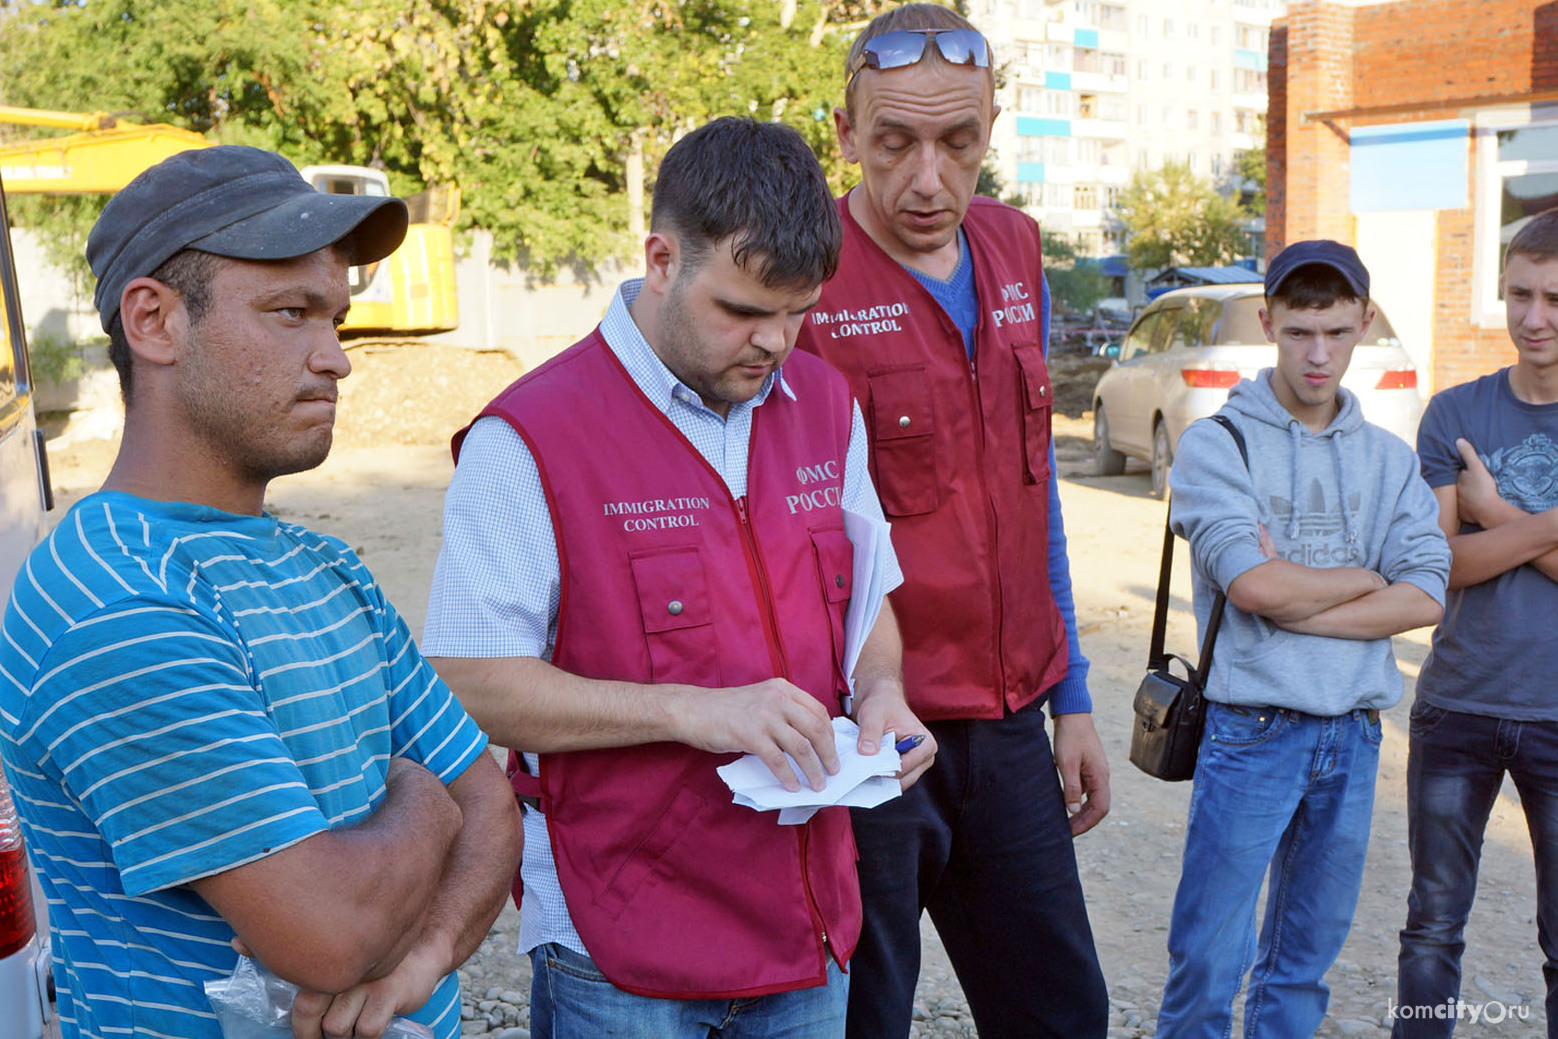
[117,277,186,368]
[642,232,679,296]
[834,106,859,164]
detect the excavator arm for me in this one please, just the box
[0,107,213,194]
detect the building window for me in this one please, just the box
[1211,154,1224,176]
[1104,51,1127,77]
[1136,13,1150,36]
[1018,86,1045,112]
[1163,62,1174,81]
[1476,120,1558,323]
[1187,22,1199,39]
[1187,153,1199,173]
[1162,106,1175,128]
[1235,108,1258,133]
[1019,137,1045,161]
[1044,136,1071,164]
[1099,3,1127,30]
[1045,91,1074,117]
[1077,93,1098,118]
[1211,68,1223,91]
[1211,25,1222,45]
[1211,110,1223,134]
[1163,18,1174,37]
[1074,0,1099,24]
[1136,58,1150,81]
[1100,96,1127,122]
[1076,138,1101,164]
[1186,65,1198,86]
[1046,182,1072,209]
[1137,104,1149,126]
[1027,41,1047,69]
[1074,48,1100,74]
[1019,0,1046,19]
[1075,185,1099,210]
[1186,109,1200,130]
[1234,68,1267,94]
[1236,25,1268,51]
[1048,43,1072,68]
[1105,185,1123,209]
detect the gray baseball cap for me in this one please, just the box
[87,145,409,332]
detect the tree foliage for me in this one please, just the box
[1115,160,1249,271]
[0,0,893,275]
[1040,230,1110,316]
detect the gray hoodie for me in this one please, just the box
[1169,370,1450,714]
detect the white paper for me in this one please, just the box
[842,508,892,713]
[716,717,903,825]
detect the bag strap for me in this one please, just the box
[1145,414,1249,673]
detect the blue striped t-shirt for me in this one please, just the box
[0,492,488,1039]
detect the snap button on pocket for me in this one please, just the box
[667,600,684,616]
[835,573,845,588]
[898,415,912,428]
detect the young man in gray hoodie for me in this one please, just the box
[1156,241,1451,1039]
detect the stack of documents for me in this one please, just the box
[841,508,891,710]
[716,717,903,825]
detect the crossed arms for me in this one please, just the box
[192,750,520,1039]
[1434,437,1558,588]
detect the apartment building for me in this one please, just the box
[979,0,1284,256]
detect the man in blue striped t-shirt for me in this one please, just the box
[0,146,520,1039]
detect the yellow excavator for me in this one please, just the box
[0,106,459,336]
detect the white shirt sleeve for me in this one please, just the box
[422,417,559,660]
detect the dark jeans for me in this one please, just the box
[1395,702,1558,1038]
[845,701,1108,1039]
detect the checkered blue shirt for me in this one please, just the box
[422,278,899,958]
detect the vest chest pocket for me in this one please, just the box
[1013,345,1053,484]
[629,547,720,687]
[867,366,940,516]
[810,526,854,697]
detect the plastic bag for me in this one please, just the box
[204,955,435,1039]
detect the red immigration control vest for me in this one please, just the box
[794,194,1068,721]
[457,331,862,998]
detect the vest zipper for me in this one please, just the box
[967,347,1009,701]
[734,495,791,679]
[798,822,831,966]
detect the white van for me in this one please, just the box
[0,176,58,1039]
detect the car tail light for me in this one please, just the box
[1376,369,1418,390]
[0,768,36,959]
[1180,365,1241,389]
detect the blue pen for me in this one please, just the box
[894,734,926,754]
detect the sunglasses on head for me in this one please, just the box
[847,28,991,85]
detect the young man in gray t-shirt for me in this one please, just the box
[1396,206,1558,1037]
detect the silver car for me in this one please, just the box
[1091,284,1422,497]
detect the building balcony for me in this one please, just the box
[1072,71,1128,93]
[1072,118,1129,140]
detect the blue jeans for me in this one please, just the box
[845,701,1108,1039]
[1394,702,1558,1038]
[1156,703,1383,1039]
[529,942,847,1039]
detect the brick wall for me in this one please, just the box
[1269,0,1556,389]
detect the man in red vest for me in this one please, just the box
[423,117,935,1038]
[792,6,1111,1036]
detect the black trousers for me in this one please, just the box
[845,700,1109,1039]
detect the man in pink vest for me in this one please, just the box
[422,118,935,1038]
[792,6,1110,1036]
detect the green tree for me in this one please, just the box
[1040,230,1111,316]
[1234,139,1267,217]
[0,0,891,275]
[1115,160,1249,270]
